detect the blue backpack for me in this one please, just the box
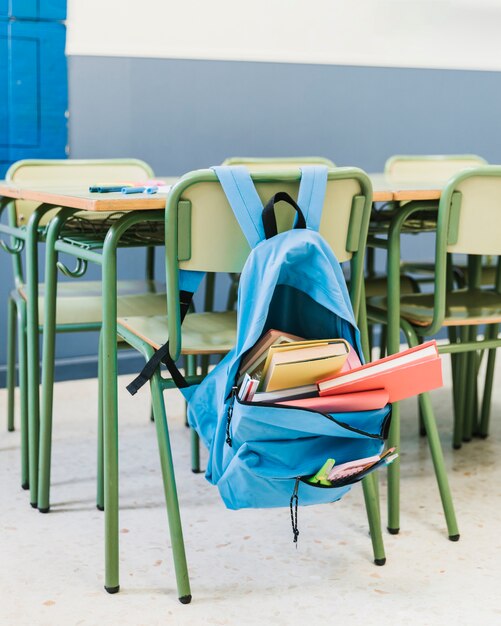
[129,165,391,526]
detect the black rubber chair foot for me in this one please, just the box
[476,433,488,440]
[449,534,460,542]
[30,502,37,509]
[453,444,462,450]
[105,585,120,594]
[374,558,386,566]
[179,595,192,605]
[7,426,15,432]
[96,504,104,511]
[38,507,50,514]
[387,527,399,535]
[191,469,203,474]
[462,437,472,443]
[21,482,29,490]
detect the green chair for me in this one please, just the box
[113,167,386,601]
[367,166,501,538]
[378,154,491,427]
[385,154,487,180]
[384,154,488,284]
[1,159,166,506]
[222,156,335,168]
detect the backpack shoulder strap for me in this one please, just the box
[212,165,265,247]
[297,165,328,232]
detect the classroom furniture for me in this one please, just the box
[0,166,387,599]
[222,156,336,168]
[0,159,166,507]
[116,167,386,600]
[365,167,501,539]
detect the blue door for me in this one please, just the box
[0,1,67,177]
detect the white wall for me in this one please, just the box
[67,0,501,71]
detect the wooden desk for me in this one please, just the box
[0,174,394,206]
[369,173,447,202]
[0,180,177,212]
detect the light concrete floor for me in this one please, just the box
[1,358,501,626]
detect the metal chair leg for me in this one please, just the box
[7,295,16,432]
[418,391,460,540]
[362,473,386,565]
[97,332,104,511]
[186,355,201,473]
[17,299,29,490]
[150,372,192,604]
[478,324,498,438]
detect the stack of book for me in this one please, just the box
[237,329,443,412]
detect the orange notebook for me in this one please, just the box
[278,389,389,412]
[317,340,443,402]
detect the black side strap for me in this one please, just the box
[126,290,194,395]
[262,191,306,240]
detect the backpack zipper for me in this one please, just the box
[235,396,388,440]
[225,386,238,447]
[290,477,300,546]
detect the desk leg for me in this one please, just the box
[38,212,70,512]
[26,216,41,508]
[386,220,402,534]
[102,242,120,593]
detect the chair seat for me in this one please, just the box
[400,261,497,286]
[368,288,501,327]
[19,280,166,326]
[365,274,417,298]
[118,311,237,354]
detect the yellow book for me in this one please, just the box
[260,339,350,392]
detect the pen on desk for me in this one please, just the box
[89,185,125,193]
[121,186,146,194]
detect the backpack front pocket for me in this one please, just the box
[214,398,390,509]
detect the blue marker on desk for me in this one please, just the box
[121,186,146,194]
[89,185,124,193]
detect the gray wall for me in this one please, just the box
[1,56,501,383]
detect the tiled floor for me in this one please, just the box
[1,359,501,626]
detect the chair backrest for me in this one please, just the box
[443,166,501,256]
[165,167,372,359]
[385,154,487,180]
[222,156,335,169]
[6,158,154,226]
[420,165,501,335]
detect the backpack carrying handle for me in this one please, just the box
[262,191,307,240]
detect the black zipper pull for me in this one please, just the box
[290,477,300,547]
[225,386,238,447]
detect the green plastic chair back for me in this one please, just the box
[419,165,501,335]
[222,156,335,169]
[384,154,487,180]
[165,167,373,360]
